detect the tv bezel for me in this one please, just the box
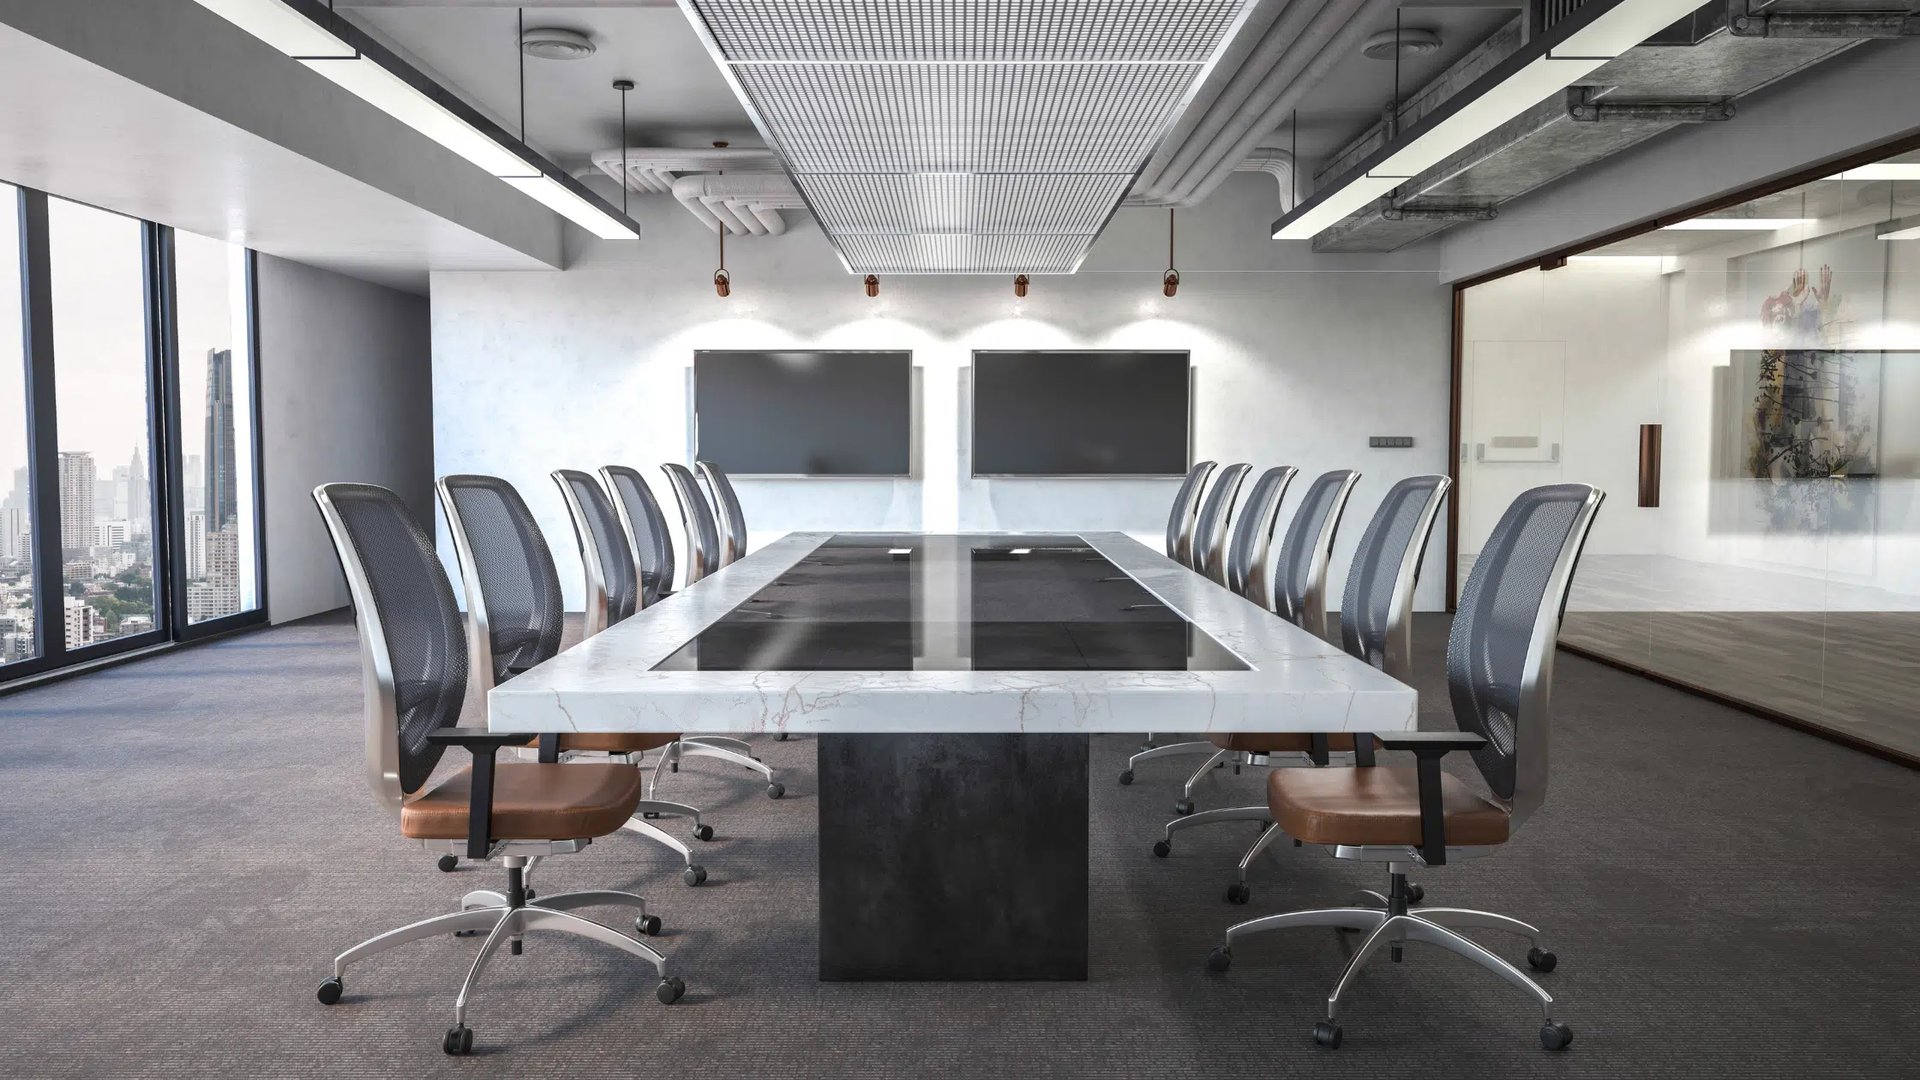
[969,349,1194,479]
[692,349,915,479]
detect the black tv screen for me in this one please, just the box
[694,350,911,476]
[972,351,1190,476]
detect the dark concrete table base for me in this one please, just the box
[817,733,1090,980]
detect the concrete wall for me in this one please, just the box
[434,173,1456,611]
[258,253,434,623]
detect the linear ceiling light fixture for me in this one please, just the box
[1836,163,1920,181]
[1880,224,1920,241]
[191,0,639,240]
[1659,218,1814,231]
[1273,0,1707,241]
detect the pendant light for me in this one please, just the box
[612,78,633,217]
[1162,209,1180,297]
[714,229,731,297]
[864,274,880,298]
[1013,274,1030,298]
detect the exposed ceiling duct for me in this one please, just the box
[673,0,1261,274]
[1130,0,1398,208]
[590,145,803,235]
[1302,3,1915,252]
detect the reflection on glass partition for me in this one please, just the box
[1458,148,1920,759]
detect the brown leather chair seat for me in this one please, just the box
[554,732,680,754]
[1266,765,1510,848]
[401,762,644,841]
[1210,732,1369,754]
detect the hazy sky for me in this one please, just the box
[0,185,247,506]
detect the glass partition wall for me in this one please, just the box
[1457,146,1920,762]
[0,185,264,683]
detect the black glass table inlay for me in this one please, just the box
[655,534,1247,673]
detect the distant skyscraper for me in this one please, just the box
[127,446,149,533]
[3,466,27,510]
[185,510,207,579]
[58,452,96,558]
[204,349,238,529]
[184,454,203,518]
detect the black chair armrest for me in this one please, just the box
[429,728,536,859]
[1372,731,1488,866]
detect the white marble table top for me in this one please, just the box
[488,532,1417,735]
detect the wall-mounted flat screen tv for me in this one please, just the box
[693,350,912,476]
[972,350,1191,477]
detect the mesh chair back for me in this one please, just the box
[437,475,564,688]
[697,460,749,568]
[1273,470,1360,634]
[1339,475,1451,679]
[312,483,466,807]
[552,470,639,637]
[1193,463,1250,584]
[1227,466,1297,604]
[1447,483,1603,826]
[662,463,720,584]
[1165,461,1217,562]
[601,465,676,605]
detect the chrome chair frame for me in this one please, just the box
[661,462,718,586]
[311,484,681,1054]
[1156,475,1452,898]
[1206,484,1602,1051]
[696,459,748,569]
[1195,462,1251,587]
[1168,460,1217,569]
[548,471,725,883]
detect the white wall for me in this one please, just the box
[258,253,434,623]
[432,173,1455,612]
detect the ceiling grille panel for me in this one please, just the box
[806,175,1131,235]
[698,0,1248,63]
[680,0,1253,273]
[735,64,1195,174]
[836,234,1087,274]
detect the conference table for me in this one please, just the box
[490,532,1417,980]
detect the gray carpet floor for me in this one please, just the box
[1,611,1916,1077]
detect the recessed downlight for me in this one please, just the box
[520,27,595,61]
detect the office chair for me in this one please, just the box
[696,460,748,569]
[1122,469,1358,812]
[600,464,676,608]
[661,462,720,586]
[1126,464,1289,775]
[1193,462,1252,586]
[1205,483,1602,1052]
[443,473,712,887]
[1153,475,1451,904]
[1166,460,1217,568]
[310,483,683,1056]
[561,468,784,799]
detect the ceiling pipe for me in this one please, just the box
[671,173,804,236]
[1133,0,1345,204]
[1130,0,1296,201]
[1160,0,1401,208]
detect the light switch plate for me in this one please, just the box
[1369,436,1415,449]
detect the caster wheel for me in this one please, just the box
[1118,769,1134,786]
[316,977,343,1005]
[1540,1021,1573,1051]
[454,928,482,938]
[1405,883,1426,905]
[684,865,708,886]
[1206,946,1232,973]
[776,732,790,741]
[636,915,663,937]
[525,888,536,901]
[670,762,679,773]
[642,811,663,820]
[436,854,459,873]
[693,823,715,842]
[1173,799,1195,816]
[1224,882,1251,905]
[767,782,785,799]
[657,976,686,1004]
[443,1025,473,1056]
[1313,1021,1343,1049]
[1527,947,1558,973]
[1152,839,1171,858]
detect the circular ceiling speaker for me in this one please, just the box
[521,27,595,61]
[1362,28,1442,60]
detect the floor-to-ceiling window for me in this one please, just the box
[1456,144,1920,762]
[1,184,265,683]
